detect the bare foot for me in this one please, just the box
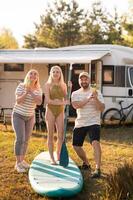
[51,160,57,165]
[50,157,57,165]
[56,153,60,161]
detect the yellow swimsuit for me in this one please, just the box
[48,85,65,118]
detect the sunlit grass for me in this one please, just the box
[104,161,133,200]
[0,124,133,200]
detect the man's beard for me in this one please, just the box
[80,83,89,89]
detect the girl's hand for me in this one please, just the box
[68,81,72,89]
[64,99,70,105]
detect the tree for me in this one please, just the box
[24,34,38,49]
[52,0,84,47]
[81,2,108,44]
[23,0,129,48]
[81,1,123,45]
[23,0,84,48]
[105,9,124,44]
[0,28,18,49]
[121,0,133,47]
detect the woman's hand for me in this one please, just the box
[24,84,32,94]
[68,81,72,89]
[26,87,34,94]
[64,99,70,105]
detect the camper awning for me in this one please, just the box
[0,49,110,64]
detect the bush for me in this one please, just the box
[104,162,133,200]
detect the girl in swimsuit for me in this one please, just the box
[44,66,69,164]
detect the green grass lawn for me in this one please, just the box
[0,125,133,200]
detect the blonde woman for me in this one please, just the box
[12,69,42,173]
[44,66,69,165]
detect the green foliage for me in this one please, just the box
[81,2,123,45]
[122,20,133,47]
[105,9,124,45]
[120,2,133,47]
[81,2,108,44]
[23,0,84,48]
[51,0,83,47]
[24,34,38,49]
[23,0,133,48]
[0,28,19,49]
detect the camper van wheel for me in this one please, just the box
[102,108,122,127]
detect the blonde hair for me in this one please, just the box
[24,69,40,89]
[47,65,65,85]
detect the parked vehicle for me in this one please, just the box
[0,45,133,123]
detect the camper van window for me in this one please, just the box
[102,66,114,84]
[115,66,125,87]
[129,68,133,86]
[4,63,24,71]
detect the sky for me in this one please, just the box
[0,0,129,47]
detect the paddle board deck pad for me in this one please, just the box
[29,151,83,197]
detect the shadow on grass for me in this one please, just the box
[101,127,133,145]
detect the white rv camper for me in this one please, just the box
[0,44,133,122]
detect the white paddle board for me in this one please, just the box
[29,151,83,197]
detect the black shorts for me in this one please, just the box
[72,124,100,146]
